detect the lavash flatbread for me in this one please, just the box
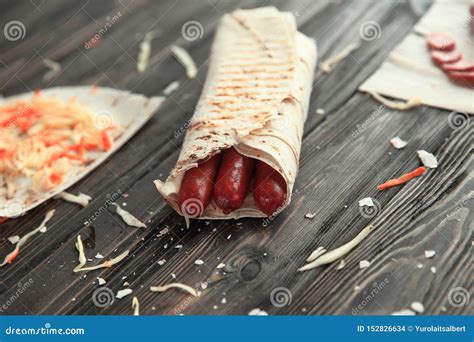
[0,86,164,217]
[154,7,317,219]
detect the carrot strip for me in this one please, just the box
[49,172,63,186]
[101,131,111,151]
[6,248,19,264]
[377,167,426,190]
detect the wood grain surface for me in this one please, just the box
[0,0,472,316]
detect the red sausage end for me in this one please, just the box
[253,161,287,216]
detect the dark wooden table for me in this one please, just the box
[0,0,472,316]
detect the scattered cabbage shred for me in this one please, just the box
[42,59,61,81]
[299,225,374,271]
[170,45,197,79]
[150,283,199,297]
[0,210,55,267]
[113,203,146,228]
[132,296,140,315]
[57,191,91,207]
[73,235,129,273]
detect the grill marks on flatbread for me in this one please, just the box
[173,8,299,169]
[155,7,317,219]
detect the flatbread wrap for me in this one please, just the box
[154,7,317,219]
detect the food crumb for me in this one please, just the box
[390,136,408,149]
[116,288,133,299]
[391,309,416,316]
[417,150,438,169]
[358,197,375,207]
[410,301,425,313]
[248,308,268,316]
[359,260,371,269]
[424,250,435,258]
